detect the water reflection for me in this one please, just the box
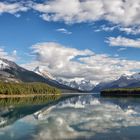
[0,94,140,140]
[0,95,60,128]
[32,95,140,140]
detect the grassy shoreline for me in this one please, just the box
[0,94,61,98]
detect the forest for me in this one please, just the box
[0,82,61,95]
[101,88,140,97]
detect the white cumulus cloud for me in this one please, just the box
[21,42,140,84]
[94,25,140,35]
[1,1,140,34]
[31,42,93,69]
[56,28,72,35]
[32,0,140,27]
[0,2,28,15]
[106,36,140,48]
[0,48,18,61]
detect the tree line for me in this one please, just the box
[0,82,61,95]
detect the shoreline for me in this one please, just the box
[101,89,140,97]
[0,93,96,98]
[0,94,60,98]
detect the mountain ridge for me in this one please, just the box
[0,58,77,92]
[93,73,140,92]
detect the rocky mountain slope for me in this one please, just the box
[34,66,55,80]
[33,66,94,92]
[0,58,76,91]
[57,79,94,91]
[93,73,140,92]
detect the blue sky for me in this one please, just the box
[0,0,140,83]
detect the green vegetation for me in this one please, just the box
[101,88,140,97]
[0,96,60,107]
[0,82,61,95]
[0,96,61,128]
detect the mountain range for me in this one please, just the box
[93,73,140,92]
[0,58,77,92]
[57,79,94,92]
[0,58,140,92]
[33,66,94,91]
[33,66,140,92]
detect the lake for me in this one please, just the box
[0,94,140,140]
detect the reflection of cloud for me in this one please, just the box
[33,117,81,140]
[0,96,140,139]
[0,116,37,140]
[32,95,140,140]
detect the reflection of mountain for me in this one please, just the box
[0,96,60,128]
[34,94,140,121]
[31,93,140,140]
[0,95,140,140]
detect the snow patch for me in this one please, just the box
[34,66,54,80]
[0,60,9,70]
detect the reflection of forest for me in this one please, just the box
[0,96,60,107]
[0,96,60,128]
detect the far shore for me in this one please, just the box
[101,88,140,97]
[0,94,60,98]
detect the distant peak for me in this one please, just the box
[131,72,140,80]
[34,66,54,80]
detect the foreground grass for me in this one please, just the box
[0,82,61,96]
[101,88,140,97]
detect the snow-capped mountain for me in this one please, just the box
[33,66,94,91]
[0,58,77,91]
[0,58,22,83]
[57,79,94,91]
[131,73,140,80]
[34,66,55,80]
[0,60,9,70]
[93,73,140,92]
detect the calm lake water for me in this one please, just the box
[0,94,140,140]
